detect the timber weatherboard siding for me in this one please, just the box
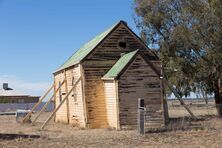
[53,20,168,129]
[103,80,118,128]
[118,56,164,128]
[54,64,85,127]
[81,23,156,128]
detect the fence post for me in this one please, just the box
[138,98,145,135]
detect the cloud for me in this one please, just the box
[0,75,51,96]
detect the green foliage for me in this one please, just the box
[134,0,222,100]
[0,96,10,103]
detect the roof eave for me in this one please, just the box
[101,77,116,80]
[53,61,80,75]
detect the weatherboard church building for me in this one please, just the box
[53,20,168,129]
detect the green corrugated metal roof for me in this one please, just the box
[56,22,119,72]
[102,50,139,79]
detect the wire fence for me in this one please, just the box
[138,109,165,134]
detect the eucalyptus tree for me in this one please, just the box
[134,0,222,115]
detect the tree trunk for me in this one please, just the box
[201,88,208,104]
[214,87,222,116]
[205,95,208,104]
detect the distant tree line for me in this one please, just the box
[0,97,10,103]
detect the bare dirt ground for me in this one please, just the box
[0,99,222,148]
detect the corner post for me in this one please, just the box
[80,64,88,128]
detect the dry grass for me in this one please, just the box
[0,99,222,148]
[168,99,216,118]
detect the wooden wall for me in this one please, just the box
[82,23,154,128]
[103,80,118,128]
[118,55,164,129]
[54,64,86,127]
[54,22,160,128]
[54,71,68,123]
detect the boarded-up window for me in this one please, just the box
[72,77,77,103]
